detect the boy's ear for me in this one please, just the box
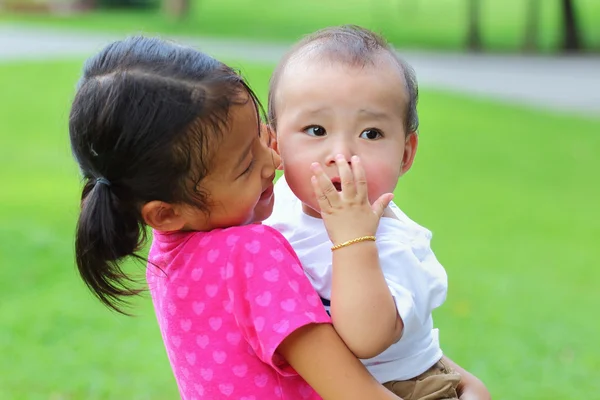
[141,201,186,232]
[400,132,418,175]
[266,125,284,170]
[270,135,279,155]
[265,124,279,153]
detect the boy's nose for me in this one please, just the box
[325,144,353,166]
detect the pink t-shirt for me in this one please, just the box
[147,224,331,399]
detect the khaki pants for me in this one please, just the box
[383,359,461,400]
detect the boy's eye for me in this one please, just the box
[304,125,327,137]
[359,129,383,140]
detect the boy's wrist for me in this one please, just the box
[331,235,376,251]
[328,228,377,247]
[331,240,379,265]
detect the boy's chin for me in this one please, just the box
[301,203,322,219]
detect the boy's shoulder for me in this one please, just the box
[265,176,302,225]
[381,202,433,241]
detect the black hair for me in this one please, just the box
[69,36,263,313]
[268,25,419,134]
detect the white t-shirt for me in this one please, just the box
[265,176,448,382]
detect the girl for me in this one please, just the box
[69,36,400,399]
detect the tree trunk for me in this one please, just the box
[523,0,540,52]
[164,0,189,19]
[561,0,582,52]
[466,0,482,51]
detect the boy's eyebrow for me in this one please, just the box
[296,107,330,117]
[357,108,391,119]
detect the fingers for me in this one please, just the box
[335,154,356,199]
[371,193,394,219]
[313,155,375,213]
[351,155,368,202]
[311,162,340,212]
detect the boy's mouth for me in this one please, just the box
[331,178,342,192]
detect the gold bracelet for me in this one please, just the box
[331,235,376,251]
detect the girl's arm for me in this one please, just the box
[442,356,491,400]
[278,323,402,400]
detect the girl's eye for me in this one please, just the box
[242,159,255,175]
[359,129,383,140]
[304,125,327,137]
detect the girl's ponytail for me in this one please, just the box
[75,178,145,313]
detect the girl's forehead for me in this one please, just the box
[211,101,259,162]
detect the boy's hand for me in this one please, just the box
[311,154,393,245]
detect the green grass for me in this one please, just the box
[1,0,599,53]
[1,58,599,399]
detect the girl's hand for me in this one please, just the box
[458,382,492,400]
[442,356,491,400]
[311,155,393,246]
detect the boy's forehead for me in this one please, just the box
[276,51,408,108]
[280,48,406,87]
[272,60,409,128]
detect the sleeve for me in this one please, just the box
[225,225,331,375]
[376,238,448,338]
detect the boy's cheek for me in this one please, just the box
[283,168,317,207]
[280,149,313,173]
[365,164,402,199]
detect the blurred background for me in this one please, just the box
[0,1,598,399]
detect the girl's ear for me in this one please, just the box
[141,201,186,232]
[400,132,418,175]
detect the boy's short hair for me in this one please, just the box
[268,25,419,133]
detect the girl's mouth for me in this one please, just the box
[260,184,274,200]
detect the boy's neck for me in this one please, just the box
[302,203,323,219]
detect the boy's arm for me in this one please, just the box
[330,240,403,359]
[310,157,403,359]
